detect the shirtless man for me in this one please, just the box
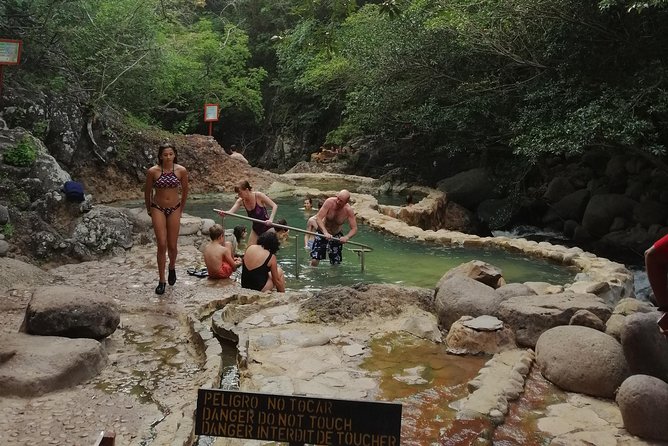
[310,189,357,266]
[204,224,242,279]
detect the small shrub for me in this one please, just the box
[10,190,30,209]
[4,137,37,167]
[32,120,49,139]
[1,223,13,239]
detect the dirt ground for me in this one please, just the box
[82,134,284,203]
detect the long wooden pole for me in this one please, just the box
[213,209,374,251]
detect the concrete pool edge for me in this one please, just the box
[269,175,635,305]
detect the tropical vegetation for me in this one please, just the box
[2,0,668,178]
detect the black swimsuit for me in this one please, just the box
[241,253,272,291]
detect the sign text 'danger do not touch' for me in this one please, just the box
[195,389,402,446]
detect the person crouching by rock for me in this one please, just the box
[204,224,241,280]
[241,231,285,292]
[144,142,189,295]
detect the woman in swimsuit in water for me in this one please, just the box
[144,143,189,295]
[218,180,278,245]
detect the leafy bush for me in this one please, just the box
[3,137,37,167]
[2,223,14,239]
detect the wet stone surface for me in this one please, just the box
[0,239,233,446]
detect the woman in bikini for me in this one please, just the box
[241,231,285,292]
[144,143,189,295]
[218,180,278,245]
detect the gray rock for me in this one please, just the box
[495,283,536,299]
[437,260,504,290]
[498,293,611,347]
[0,204,9,225]
[568,309,605,331]
[620,312,668,382]
[434,275,506,330]
[548,189,590,223]
[606,298,656,340]
[581,194,638,237]
[436,168,499,210]
[72,205,133,254]
[617,374,668,441]
[22,285,120,340]
[0,239,9,257]
[0,257,53,292]
[543,177,575,203]
[446,316,516,355]
[0,333,107,397]
[536,325,629,398]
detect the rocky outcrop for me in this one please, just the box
[536,325,629,398]
[0,257,54,292]
[499,293,612,347]
[21,286,120,340]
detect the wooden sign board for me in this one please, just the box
[195,389,402,445]
[204,103,219,122]
[0,39,21,65]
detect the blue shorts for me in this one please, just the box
[310,230,344,264]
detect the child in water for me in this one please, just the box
[204,224,242,279]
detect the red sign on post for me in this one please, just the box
[0,39,22,102]
[204,103,220,136]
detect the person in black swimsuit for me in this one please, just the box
[241,231,285,292]
[144,143,189,295]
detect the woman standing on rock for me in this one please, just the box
[144,143,189,295]
[218,180,277,245]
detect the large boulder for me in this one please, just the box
[0,333,107,397]
[21,285,120,339]
[620,311,668,382]
[0,257,54,292]
[617,375,668,441]
[605,297,655,341]
[536,325,629,398]
[498,293,612,347]
[543,177,575,203]
[434,275,507,330]
[436,168,499,210]
[543,189,590,224]
[437,260,504,291]
[581,194,638,237]
[72,205,133,257]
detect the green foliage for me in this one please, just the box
[2,223,14,239]
[4,137,38,167]
[156,19,267,126]
[5,0,668,174]
[10,190,30,209]
[325,121,362,145]
[32,120,49,140]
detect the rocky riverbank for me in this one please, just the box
[4,176,668,445]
